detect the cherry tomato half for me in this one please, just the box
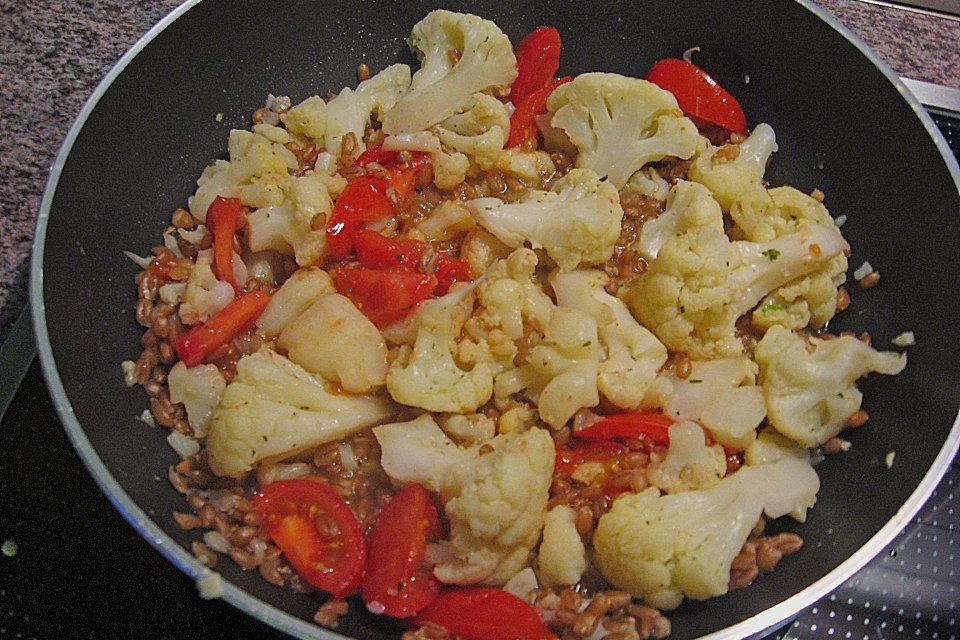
[412,588,556,640]
[253,479,365,599]
[361,484,442,618]
[646,58,747,134]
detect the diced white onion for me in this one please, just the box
[123,251,153,269]
[503,567,539,600]
[163,233,184,258]
[682,46,701,63]
[121,360,137,387]
[853,261,873,280]
[891,331,915,347]
[179,224,207,245]
[159,282,187,305]
[885,451,896,469]
[138,409,156,428]
[834,214,847,227]
[195,569,223,600]
[166,431,200,460]
[203,530,231,553]
[338,442,359,471]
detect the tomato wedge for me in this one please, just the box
[507,76,571,148]
[574,411,673,445]
[645,58,747,134]
[361,484,442,618]
[325,175,395,259]
[511,27,562,106]
[353,229,472,295]
[204,196,243,292]
[173,290,270,367]
[332,267,437,328]
[253,479,365,599]
[413,588,555,640]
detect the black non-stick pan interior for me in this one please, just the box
[36,1,960,638]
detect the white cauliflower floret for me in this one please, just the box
[635,180,724,263]
[625,221,849,359]
[646,421,726,494]
[732,186,848,331]
[206,348,394,478]
[593,458,819,609]
[416,200,477,242]
[387,282,493,413]
[755,325,907,447]
[280,95,328,141]
[537,505,587,588]
[550,268,667,409]
[435,93,510,171]
[688,122,778,212]
[324,63,411,155]
[744,428,811,466]
[256,267,334,337]
[178,260,234,326]
[439,412,497,445]
[465,168,623,272]
[373,414,477,493]
[435,427,555,585]
[626,167,670,200]
[643,357,765,450]
[278,294,388,393]
[167,362,226,438]
[494,148,557,183]
[382,131,471,190]
[383,10,516,135]
[546,73,704,189]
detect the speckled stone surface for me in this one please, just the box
[0,0,958,344]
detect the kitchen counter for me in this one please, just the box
[1,0,959,342]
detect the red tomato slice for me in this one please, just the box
[645,58,747,134]
[574,411,673,445]
[332,267,437,328]
[204,196,243,292]
[361,484,442,618]
[173,290,270,367]
[511,26,562,106]
[413,588,555,640]
[253,479,366,599]
[325,175,395,259]
[507,76,572,148]
[353,229,473,295]
[554,440,629,476]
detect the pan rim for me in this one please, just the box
[27,1,960,639]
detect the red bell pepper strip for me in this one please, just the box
[361,484,442,618]
[325,176,395,259]
[332,267,437,328]
[507,76,572,148]
[204,196,243,292]
[173,290,270,367]
[645,58,747,134]
[511,27,562,106]
[253,479,366,599]
[574,411,673,445]
[412,588,556,640]
[353,229,472,295]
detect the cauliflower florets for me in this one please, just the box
[546,73,705,189]
[634,180,724,263]
[646,421,726,494]
[178,260,234,326]
[386,282,494,413]
[537,505,587,588]
[280,95,327,141]
[688,122,778,212]
[755,325,907,447]
[435,427,555,586]
[206,348,394,478]
[732,186,848,331]
[435,93,510,171]
[373,414,477,493]
[382,131,471,190]
[465,168,623,272]
[167,362,226,438]
[624,220,849,359]
[643,357,765,449]
[278,293,388,393]
[550,268,667,409]
[324,63,411,155]
[494,148,557,184]
[383,10,516,135]
[256,267,334,337]
[593,458,819,609]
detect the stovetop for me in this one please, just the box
[1,113,959,640]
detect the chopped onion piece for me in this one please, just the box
[833,214,847,227]
[179,224,207,245]
[891,331,915,347]
[338,442,359,471]
[503,567,539,600]
[123,250,153,269]
[121,360,137,387]
[138,409,156,428]
[853,261,873,281]
[167,431,200,460]
[682,46,701,63]
[164,232,184,258]
[196,569,224,600]
[885,451,896,469]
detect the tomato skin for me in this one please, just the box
[325,176,395,259]
[353,229,473,295]
[574,412,673,445]
[253,479,366,599]
[205,196,243,292]
[645,58,747,134]
[511,27,562,106]
[507,76,571,148]
[173,290,270,367]
[361,484,442,618]
[332,267,437,328]
[413,588,556,640]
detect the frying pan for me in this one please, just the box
[30,1,960,638]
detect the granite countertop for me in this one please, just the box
[1,1,959,343]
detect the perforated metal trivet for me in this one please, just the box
[1,115,959,640]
